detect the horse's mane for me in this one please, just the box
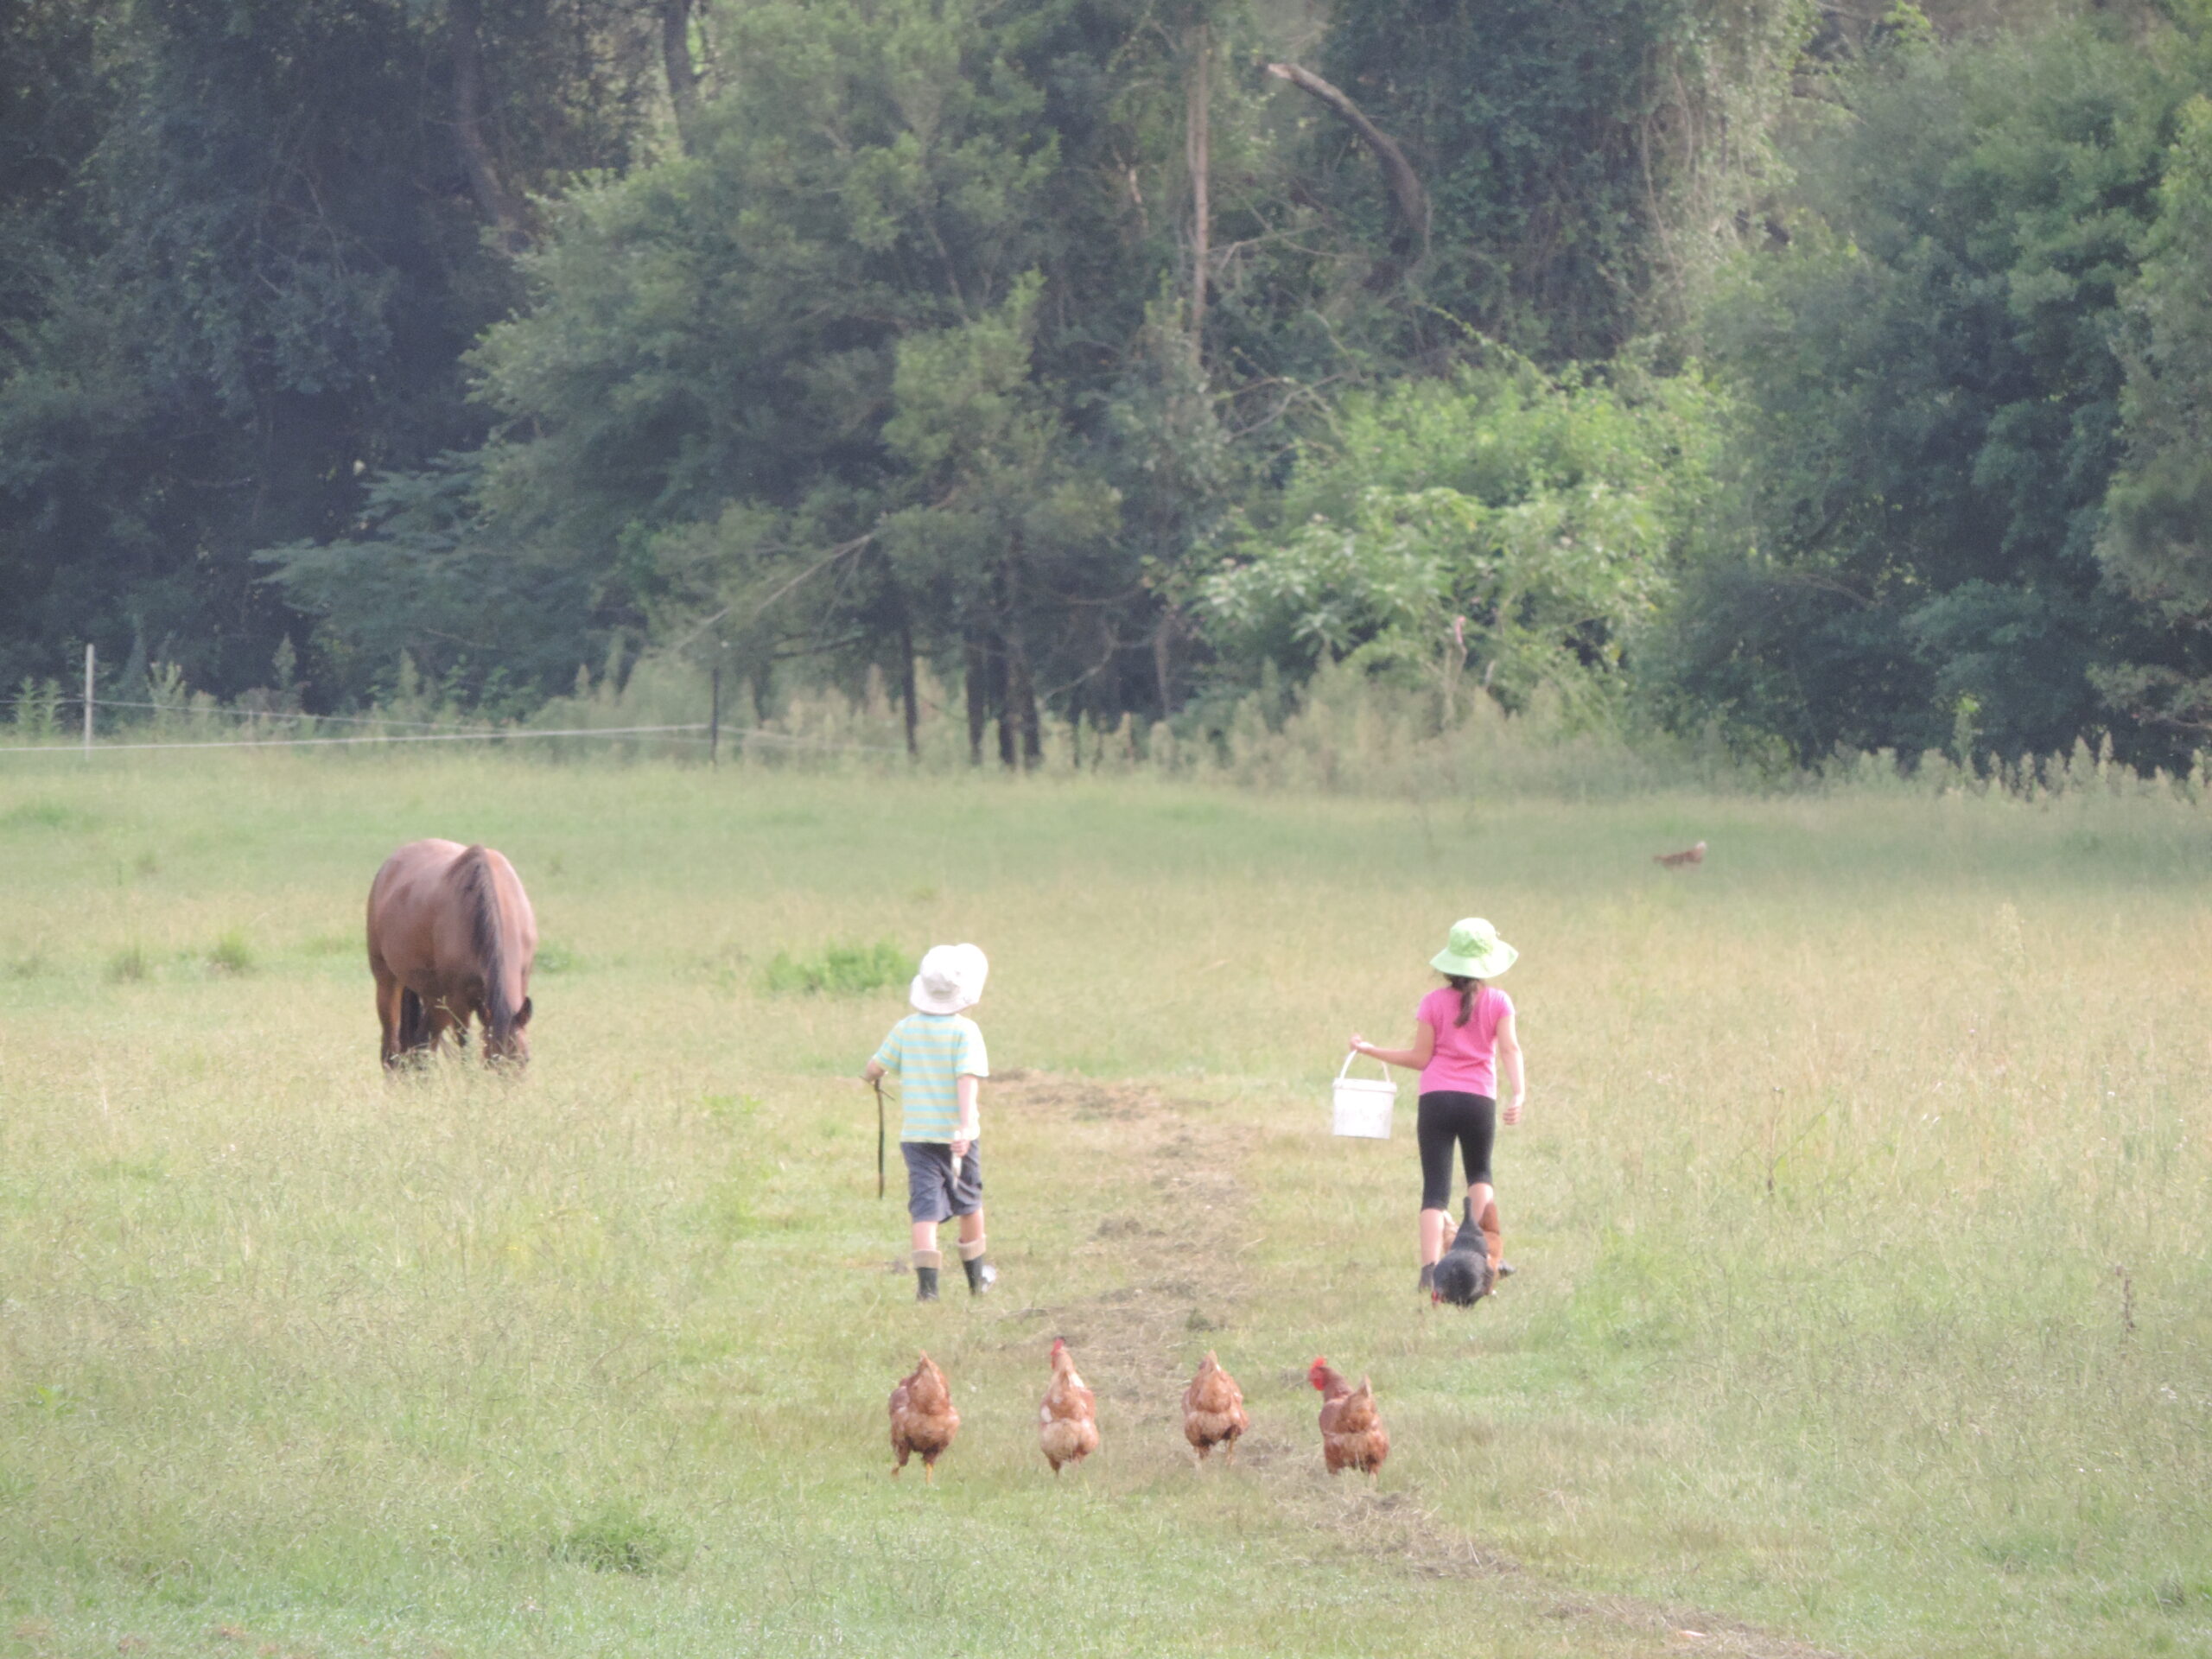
[455,846,518,1044]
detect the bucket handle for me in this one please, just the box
[1338,1050,1394,1084]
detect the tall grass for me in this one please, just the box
[0,755,2206,1656]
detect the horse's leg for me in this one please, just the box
[428,999,467,1057]
[448,999,475,1055]
[372,963,404,1069]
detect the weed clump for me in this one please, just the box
[552,1503,692,1575]
[205,930,253,975]
[105,944,149,983]
[758,939,910,996]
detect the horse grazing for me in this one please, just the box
[365,839,537,1070]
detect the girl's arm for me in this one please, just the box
[951,1073,980,1159]
[1348,1023,1436,1072]
[1496,1011,1524,1125]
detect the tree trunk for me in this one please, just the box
[964,631,989,766]
[1006,636,1041,770]
[450,0,530,253]
[1266,61,1428,278]
[1153,607,1179,716]
[996,536,1041,770]
[660,0,701,154]
[897,611,919,760]
[1186,25,1211,347]
[995,632,1017,769]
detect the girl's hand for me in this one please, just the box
[1502,1099,1523,1127]
[1347,1033,1369,1055]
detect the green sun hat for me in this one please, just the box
[1430,916,1517,979]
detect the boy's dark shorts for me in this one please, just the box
[901,1140,982,1224]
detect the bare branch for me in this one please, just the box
[1265,61,1429,275]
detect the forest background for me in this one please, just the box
[8,0,2212,775]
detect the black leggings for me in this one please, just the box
[1417,1091,1495,1211]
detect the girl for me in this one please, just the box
[1349,917,1524,1294]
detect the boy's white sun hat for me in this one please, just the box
[911,943,989,1014]
[1430,917,1516,979]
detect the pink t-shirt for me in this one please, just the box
[1415,984,1513,1097]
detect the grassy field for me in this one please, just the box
[0,754,2208,1658]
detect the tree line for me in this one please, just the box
[3,0,2209,768]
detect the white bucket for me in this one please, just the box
[1332,1053,1397,1139]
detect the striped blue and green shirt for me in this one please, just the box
[872,1013,990,1143]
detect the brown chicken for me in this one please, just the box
[1308,1357,1389,1479]
[1181,1351,1250,1465]
[1653,840,1707,868]
[1038,1338,1100,1475]
[889,1351,960,1483]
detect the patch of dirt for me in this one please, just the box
[989,1071,1849,1659]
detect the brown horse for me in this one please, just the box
[365,839,537,1070]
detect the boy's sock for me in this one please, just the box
[913,1249,943,1302]
[957,1236,995,1294]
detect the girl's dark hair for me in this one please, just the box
[1445,973,1484,1027]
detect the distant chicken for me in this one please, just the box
[1308,1357,1389,1479]
[889,1351,960,1483]
[1038,1337,1100,1475]
[1653,840,1707,868]
[1181,1351,1250,1465]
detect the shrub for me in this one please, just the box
[205,930,253,975]
[551,1503,692,1575]
[758,940,912,997]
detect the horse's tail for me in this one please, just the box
[455,845,518,1047]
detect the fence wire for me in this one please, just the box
[0,722,710,756]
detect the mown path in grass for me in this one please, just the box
[984,1070,1841,1659]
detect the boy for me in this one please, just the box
[862,943,995,1302]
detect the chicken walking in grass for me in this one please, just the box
[1653,840,1706,868]
[1309,1357,1390,1480]
[1431,1198,1496,1306]
[1038,1337,1100,1475]
[1181,1351,1249,1465]
[889,1352,960,1483]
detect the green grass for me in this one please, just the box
[0,754,2209,1658]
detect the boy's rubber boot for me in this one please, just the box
[914,1250,943,1302]
[958,1237,996,1295]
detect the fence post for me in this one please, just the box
[709,658,721,768]
[82,644,94,757]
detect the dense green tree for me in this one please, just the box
[2100,90,2212,741]
[1660,17,2198,764]
[282,0,1255,745]
[1198,348,1723,721]
[1306,0,1810,361]
[0,0,663,701]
